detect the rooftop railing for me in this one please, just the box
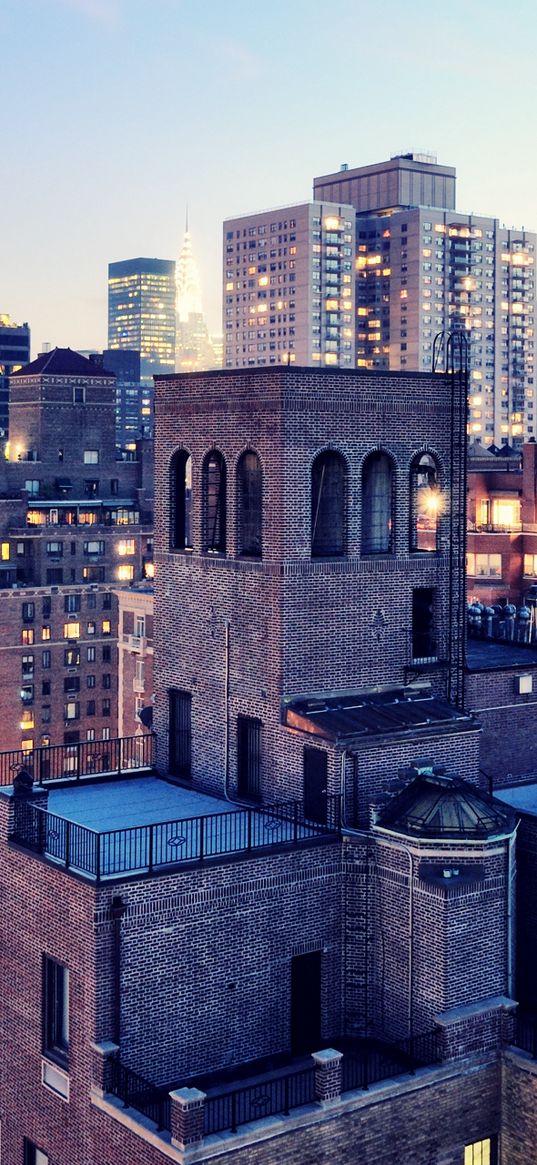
[0,733,155,787]
[10,794,341,882]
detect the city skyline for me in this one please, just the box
[2,0,537,357]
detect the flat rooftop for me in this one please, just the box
[466,640,537,671]
[48,776,235,831]
[495,783,537,817]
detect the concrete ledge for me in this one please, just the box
[435,995,517,1026]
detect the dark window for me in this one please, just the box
[42,955,69,1068]
[170,449,193,550]
[64,594,80,614]
[42,597,51,618]
[87,674,96,688]
[311,451,346,557]
[303,746,328,824]
[42,705,51,723]
[87,592,96,609]
[102,645,111,662]
[410,453,440,552]
[203,450,227,553]
[87,700,96,716]
[64,677,80,693]
[24,1139,49,1165]
[412,587,437,661]
[169,689,192,779]
[102,673,111,689]
[237,716,262,799]
[102,593,112,610]
[41,651,51,670]
[22,601,35,623]
[111,478,119,495]
[42,681,51,696]
[361,451,394,554]
[46,568,63,585]
[102,698,111,716]
[237,451,263,558]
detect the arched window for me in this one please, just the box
[311,451,346,558]
[237,451,263,558]
[410,453,440,552]
[170,450,192,550]
[361,452,394,554]
[203,450,226,553]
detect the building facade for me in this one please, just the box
[0,347,153,752]
[108,257,176,431]
[0,312,30,438]
[314,153,536,447]
[223,201,356,370]
[116,583,154,738]
[4,365,537,1165]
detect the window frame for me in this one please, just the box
[42,955,69,1069]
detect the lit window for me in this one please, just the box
[102,619,111,635]
[83,450,99,464]
[117,564,134,581]
[1,542,9,560]
[42,626,51,641]
[63,622,80,639]
[464,1138,494,1165]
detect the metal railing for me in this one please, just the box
[0,733,155,787]
[341,1031,442,1093]
[11,794,341,882]
[109,1058,171,1131]
[513,1010,537,1058]
[204,1066,316,1135]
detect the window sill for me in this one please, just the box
[42,1057,70,1101]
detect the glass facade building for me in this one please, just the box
[108,258,176,431]
[0,315,30,438]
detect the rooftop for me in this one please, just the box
[377,771,516,840]
[466,639,537,671]
[11,347,114,379]
[495,783,537,817]
[283,687,472,743]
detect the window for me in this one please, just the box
[41,625,51,641]
[22,601,35,623]
[21,628,34,645]
[63,622,80,640]
[42,598,51,617]
[102,699,111,716]
[87,620,96,636]
[64,647,80,667]
[203,450,227,553]
[102,727,111,740]
[102,592,112,610]
[22,654,34,677]
[410,453,440,552]
[102,645,111,662]
[46,568,63,585]
[473,553,502,578]
[25,479,40,496]
[46,541,63,556]
[87,700,96,716]
[361,452,394,554]
[42,705,51,723]
[24,1140,49,1165]
[117,564,134,581]
[83,541,104,556]
[64,594,80,614]
[118,538,136,556]
[64,702,79,721]
[412,587,437,661]
[303,746,328,825]
[237,716,262,799]
[170,449,193,550]
[87,674,96,688]
[169,689,192,779]
[83,449,99,464]
[1,541,9,560]
[64,677,80,694]
[42,650,51,669]
[311,451,347,557]
[102,673,111,689]
[87,645,96,662]
[464,1138,496,1165]
[43,955,69,1068]
[237,451,263,558]
[21,684,34,704]
[102,619,111,636]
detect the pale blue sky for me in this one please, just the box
[2,0,536,355]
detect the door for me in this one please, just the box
[291,951,322,1055]
[303,746,328,824]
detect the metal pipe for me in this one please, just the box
[223,619,232,801]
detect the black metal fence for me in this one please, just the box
[513,1010,537,1058]
[0,733,155,787]
[11,794,341,881]
[109,1058,171,1131]
[341,1031,442,1094]
[204,1066,316,1135]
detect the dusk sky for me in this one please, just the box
[2,0,536,357]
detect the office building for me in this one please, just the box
[108,257,176,431]
[100,348,144,447]
[0,313,30,438]
[223,201,356,368]
[0,347,153,751]
[314,153,536,446]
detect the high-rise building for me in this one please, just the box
[175,225,222,371]
[313,153,536,447]
[0,313,30,438]
[223,201,356,369]
[101,348,143,446]
[108,258,176,431]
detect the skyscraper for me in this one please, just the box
[175,223,222,371]
[314,153,536,447]
[108,257,176,430]
[223,201,356,369]
[0,313,30,438]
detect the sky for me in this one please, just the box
[2,0,537,357]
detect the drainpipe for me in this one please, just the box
[223,619,232,801]
[507,827,518,998]
[111,895,126,1046]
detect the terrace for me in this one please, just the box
[2,735,340,882]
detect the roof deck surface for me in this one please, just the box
[48,776,234,831]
